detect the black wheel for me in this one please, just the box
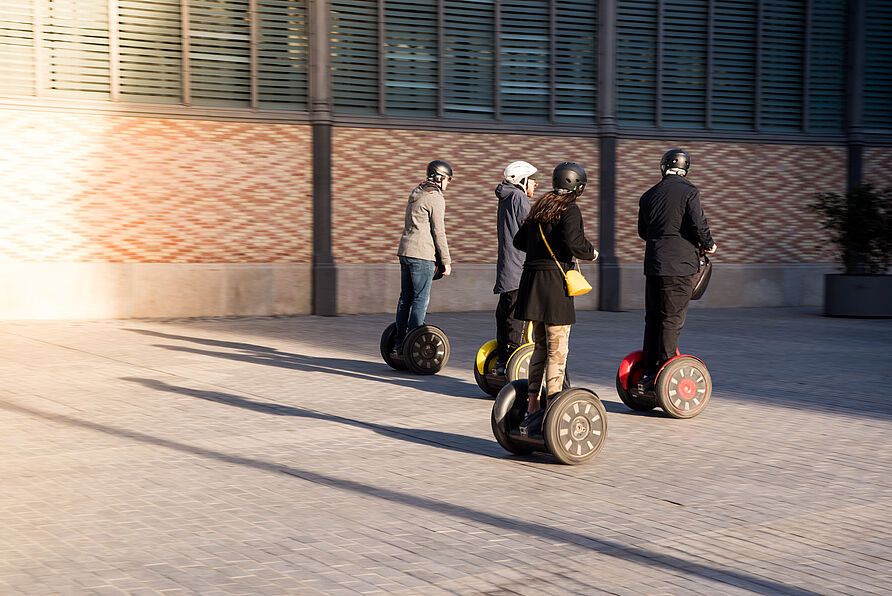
[473,346,504,397]
[655,356,712,419]
[506,343,571,389]
[543,389,608,465]
[491,380,535,455]
[404,325,450,375]
[380,323,407,370]
[615,361,657,411]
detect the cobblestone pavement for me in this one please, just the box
[1,308,890,596]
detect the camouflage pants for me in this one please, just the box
[527,322,571,401]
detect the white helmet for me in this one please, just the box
[503,161,538,186]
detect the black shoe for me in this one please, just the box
[519,409,545,437]
[637,374,655,393]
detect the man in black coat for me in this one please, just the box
[493,161,540,369]
[637,149,717,391]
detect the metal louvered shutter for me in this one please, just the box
[257,0,308,110]
[189,0,251,107]
[385,0,437,117]
[500,0,549,122]
[617,0,657,126]
[118,0,182,104]
[332,0,378,114]
[555,0,597,123]
[864,0,892,132]
[44,0,110,98]
[0,0,35,95]
[807,0,845,132]
[662,0,707,129]
[711,0,756,130]
[760,0,804,131]
[443,0,494,120]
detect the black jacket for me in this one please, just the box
[493,182,531,294]
[513,202,595,325]
[638,174,714,276]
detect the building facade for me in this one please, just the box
[1,0,890,318]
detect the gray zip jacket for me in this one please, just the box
[397,181,452,265]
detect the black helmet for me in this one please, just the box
[660,149,690,176]
[426,160,453,180]
[552,162,586,194]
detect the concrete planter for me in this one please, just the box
[824,274,892,317]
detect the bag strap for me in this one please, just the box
[538,223,579,274]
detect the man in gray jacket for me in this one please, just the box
[393,160,453,355]
[493,161,539,369]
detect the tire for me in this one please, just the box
[404,325,450,375]
[655,356,712,419]
[473,344,504,396]
[491,380,535,455]
[543,388,608,465]
[615,361,657,411]
[505,343,534,382]
[506,343,571,390]
[380,323,407,370]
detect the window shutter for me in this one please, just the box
[864,0,892,132]
[805,1,845,132]
[617,0,657,126]
[443,0,494,120]
[189,0,251,107]
[385,0,437,117]
[332,0,378,114]
[257,0,308,109]
[500,0,549,122]
[44,0,110,98]
[118,0,182,104]
[0,0,35,96]
[554,0,597,123]
[760,0,804,131]
[662,0,708,129]
[711,0,756,130]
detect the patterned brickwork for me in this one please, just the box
[616,140,846,264]
[331,128,599,264]
[864,147,892,191]
[0,111,313,263]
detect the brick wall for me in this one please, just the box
[864,147,892,190]
[616,140,846,265]
[331,128,599,264]
[0,110,313,263]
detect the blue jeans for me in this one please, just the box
[394,256,435,350]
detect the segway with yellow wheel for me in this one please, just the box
[491,379,607,465]
[474,323,569,396]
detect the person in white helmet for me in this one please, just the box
[492,161,541,372]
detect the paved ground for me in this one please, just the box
[0,307,890,596]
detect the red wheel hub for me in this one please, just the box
[677,377,697,399]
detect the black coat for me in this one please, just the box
[513,202,595,325]
[638,174,714,276]
[493,182,531,294]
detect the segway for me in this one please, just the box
[615,350,712,418]
[380,322,450,375]
[474,323,571,396]
[491,379,607,465]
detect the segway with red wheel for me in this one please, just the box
[615,350,712,419]
[492,379,607,465]
[380,322,450,375]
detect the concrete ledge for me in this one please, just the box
[0,263,312,319]
[0,261,836,319]
[619,263,836,310]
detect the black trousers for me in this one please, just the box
[496,290,525,361]
[643,274,694,375]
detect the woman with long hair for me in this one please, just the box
[512,162,598,431]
